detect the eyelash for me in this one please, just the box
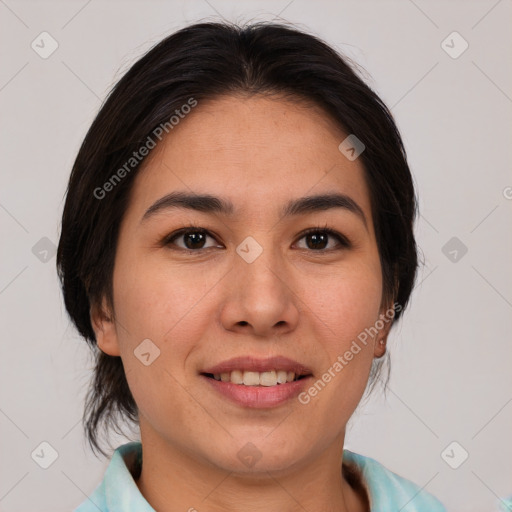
[161,223,351,253]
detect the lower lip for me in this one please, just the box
[202,375,312,408]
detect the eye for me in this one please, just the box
[294,226,350,251]
[162,225,350,253]
[163,227,222,251]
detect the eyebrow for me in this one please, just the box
[141,191,367,228]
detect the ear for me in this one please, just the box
[373,303,395,359]
[90,298,121,357]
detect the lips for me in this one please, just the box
[200,356,313,408]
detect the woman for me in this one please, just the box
[57,21,447,512]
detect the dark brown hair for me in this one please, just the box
[57,21,418,457]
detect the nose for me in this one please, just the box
[219,244,300,338]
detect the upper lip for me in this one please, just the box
[202,356,313,376]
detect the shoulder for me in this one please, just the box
[72,442,152,512]
[343,449,447,512]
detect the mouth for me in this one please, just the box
[200,356,313,408]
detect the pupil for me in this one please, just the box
[308,233,327,250]
[185,232,205,249]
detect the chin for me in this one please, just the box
[200,432,310,475]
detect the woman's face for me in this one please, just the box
[93,94,390,473]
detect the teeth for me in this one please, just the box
[259,371,277,387]
[243,371,260,386]
[230,370,244,384]
[211,370,301,385]
[277,370,288,384]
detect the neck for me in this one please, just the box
[135,428,368,512]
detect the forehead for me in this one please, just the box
[128,94,372,222]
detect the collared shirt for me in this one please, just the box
[73,441,447,511]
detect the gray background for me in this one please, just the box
[1,1,511,511]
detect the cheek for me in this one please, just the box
[115,254,193,333]
[306,263,383,344]
[111,253,226,369]
[110,257,222,431]
[299,262,383,411]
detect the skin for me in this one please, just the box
[91,94,393,512]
